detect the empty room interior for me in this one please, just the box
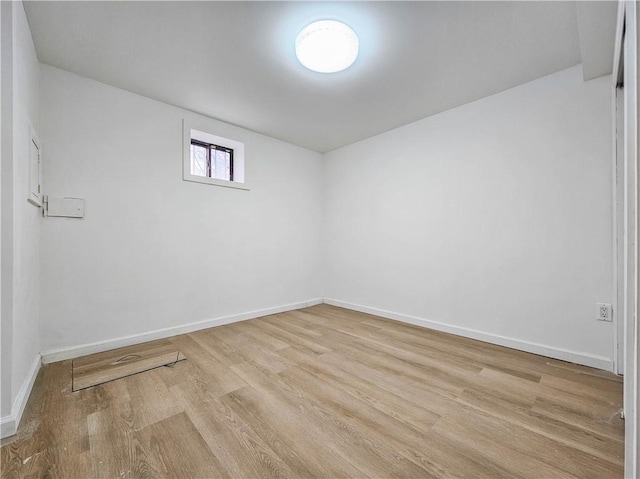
[2,0,640,477]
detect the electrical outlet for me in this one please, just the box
[597,303,612,322]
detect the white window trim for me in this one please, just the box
[182,119,249,190]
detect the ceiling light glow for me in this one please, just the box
[295,20,359,73]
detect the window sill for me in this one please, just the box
[183,175,250,191]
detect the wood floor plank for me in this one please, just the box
[276,347,442,430]
[73,351,185,391]
[432,415,582,479]
[236,320,291,351]
[263,312,325,338]
[1,304,624,478]
[540,374,623,404]
[434,407,623,478]
[191,328,248,367]
[272,343,326,365]
[72,340,178,370]
[171,383,296,479]
[209,325,296,373]
[222,385,368,478]
[276,363,515,478]
[234,360,434,478]
[318,351,458,416]
[123,368,184,431]
[532,394,625,441]
[250,318,333,355]
[170,334,247,395]
[72,339,185,391]
[87,405,132,478]
[129,412,228,478]
[456,387,624,464]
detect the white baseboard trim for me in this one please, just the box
[1,354,42,439]
[323,298,613,372]
[40,298,324,364]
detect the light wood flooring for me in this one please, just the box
[1,304,625,478]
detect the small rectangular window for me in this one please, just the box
[190,140,234,181]
[183,119,247,190]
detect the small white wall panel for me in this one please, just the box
[45,196,85,218]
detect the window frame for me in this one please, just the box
[190,139,234,181]
[183,119,248,190]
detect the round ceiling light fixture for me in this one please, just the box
[295,20,359,73]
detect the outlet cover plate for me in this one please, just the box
[597,303,612,322]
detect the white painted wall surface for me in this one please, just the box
[0,0,11,420]
[11,0,40,403]
[324,65,614,366]
[1,0,41,435]
[39,65,324,353]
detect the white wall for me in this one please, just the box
[41,63,615,369]
[1,0,41,435]
[0,0,12,421]
[324,65,614,368]
[39,65,324,355]
[12,0,40,401]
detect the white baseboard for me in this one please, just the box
[324,298,613,371]
[1,354,42,439]
[40,298,324,364]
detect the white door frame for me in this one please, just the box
[614,79,624,376]
[613,2,639,478]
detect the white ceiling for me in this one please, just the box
[24,1,616,153]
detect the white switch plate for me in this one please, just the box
[597,303,612,322]
[44,196,85,218]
